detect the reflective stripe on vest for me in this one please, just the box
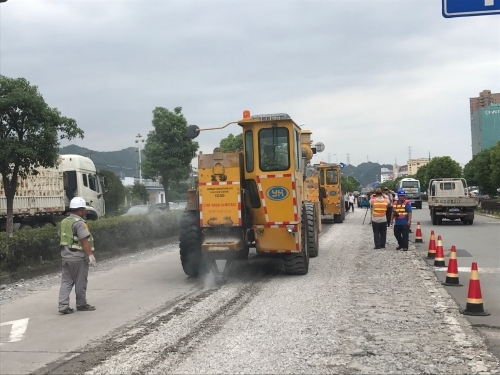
[372,198,389,217]
[60,217,95,251]
[394,200,409,217]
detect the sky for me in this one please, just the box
[1,0,499,167]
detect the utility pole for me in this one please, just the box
[85,151,93,160]
[328,153,331,163]
[428,151,431,161]
[346,153,350,165]
[135,133,144,183]
[408,146,412,160]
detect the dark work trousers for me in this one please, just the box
[394,224,410,249]
[372,221,387,248]
[349,202,354,212]
[344,200,349,212]
[386,207,393,227]
[58,258,89,311]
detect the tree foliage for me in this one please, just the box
[98,170,126,215]
[418,156,462,191]
[378,176,404,192]
[464,140,500,195]
[413,164,428,191]
[0,76,83,234]
[341,175,360,192]
[126,182,149,205]
[490,140,500,190]
[219,133,243,153]
[142,107,198,209]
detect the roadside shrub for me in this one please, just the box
[0,211,182,273]
[480,199,500,212]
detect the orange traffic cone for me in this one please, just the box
[415,222,423,243]
[434,235,446,267]
[426,230,436,259]
[441,245,462,286]
[460,262,490,316]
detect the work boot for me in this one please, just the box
[59,307,74,315]
[77,304,96,311]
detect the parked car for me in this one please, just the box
[122,205,163,216]
[154,201,188,211]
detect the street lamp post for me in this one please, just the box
[135,133,144,183]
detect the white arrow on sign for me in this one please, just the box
[0,318,29,344]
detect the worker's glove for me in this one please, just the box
[88,255,97,267]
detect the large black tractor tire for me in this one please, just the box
[283,205,309,275]
[179,210,204,277]
[305,203,319,258]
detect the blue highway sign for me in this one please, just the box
[339,162,345,169]
[443,0,500,18]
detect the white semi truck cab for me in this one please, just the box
[0,154,106,231]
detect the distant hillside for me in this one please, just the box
[60,144,392,184]
[343,162,393,187]
[60,145,143,178]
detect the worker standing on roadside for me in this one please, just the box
[384,187,393,227]
[370,188,389,249]
[58,197,97,314]
[391,189,412,251]
[348,192,355,212]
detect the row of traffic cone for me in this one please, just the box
[421,227,490,317]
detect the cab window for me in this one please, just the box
[82,174,88,187]
[326,170,338,184]
[245,130,254,173]
[258,127,290,172]
[88,174,99,192]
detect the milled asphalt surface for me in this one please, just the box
[1,208,499,374]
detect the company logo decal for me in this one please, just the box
[266,186,290,201]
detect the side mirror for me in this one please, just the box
[186,125,200,139]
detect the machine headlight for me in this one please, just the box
[286,225,294,233]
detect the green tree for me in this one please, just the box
[341,175,360,192]
[126,182,149,205]
[0,76,83,235]
[413,164,429,192]
[424,156,462,190]
[98,169,126,215]
[219,133,243,152]
[489,140,500,191]
[142,107,198,210]
[379,176,404,192]
[168,181,189,201]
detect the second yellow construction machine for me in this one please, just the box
[180,111,319,280]
[317,162,345,223]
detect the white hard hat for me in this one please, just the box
[69,197,87,209]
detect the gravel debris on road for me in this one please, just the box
[83,209,500,374]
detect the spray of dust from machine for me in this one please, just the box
[202,234,241,289]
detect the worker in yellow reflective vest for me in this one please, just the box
[370,188,389,249]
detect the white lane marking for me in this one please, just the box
[435,267,500,274]
[0,318,29,344]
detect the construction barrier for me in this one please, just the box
[426,230,436,259]
[415,222,423,243]
[434,235,446,267]
[442,245,462,286]
[460,262,490,316]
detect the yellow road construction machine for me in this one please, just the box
[180,111,319,280]
[317,163,345,223]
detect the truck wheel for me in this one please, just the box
[19,224,33,230]
[283,205,309,275]
[431,210,438,225]
[179,210,204,277]
[468,219,474,225]
[417,202,422,209]
[437,217,443,225]
[305,203,319,258]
